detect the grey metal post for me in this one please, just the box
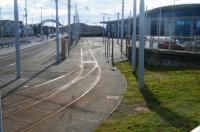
[112,34,114,68]
[25,0,28,44]
[0,7,3,39]
[55,0,60,64]
[14,0,21,79]
[0,90,3,132]
[0,8,3,128]
[129,11,132,36]
[68,0,71,56]
[103,16,105,44]
[132,0,137,73]
[108,17,111,57]
[75,4,78,45]
[169,31,172,50]
[117,13,120,44]
[40,7,43,41]
[73,15,76,45]
[139,0,145,89]
[173,0,176,36]
[158,8,161,44]
[121,0,124,58]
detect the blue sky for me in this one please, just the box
[0,0,199,26]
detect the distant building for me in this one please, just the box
[65,23,104,37]
[103,4,200,38]
[0,20,24,37]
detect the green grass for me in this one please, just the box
[95,61,200,132]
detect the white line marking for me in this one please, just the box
[0,63,16,69]
[20,48,102,132]
[4,48,98,118]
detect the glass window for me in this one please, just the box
[196,20,200,29]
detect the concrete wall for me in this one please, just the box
[128,46,200,68]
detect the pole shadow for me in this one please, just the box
[133,73,199,131]
[141,85,199,131]
[1,62,56,99]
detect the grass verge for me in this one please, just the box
[95,61,200,132]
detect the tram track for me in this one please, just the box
[19,47,101,132]
[3,45,102,132]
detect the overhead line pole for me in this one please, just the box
[132,0,137,73]
[14,0,21,79]
[25,0,28,44]
[117,13,120,44]
[121,0,124,58]
[75,4,78,45]
[0,8,3,132]
[40,7,43,41]
[55,0,60,64]
[73,15,76,45]
[139,0,145,89]
[0,7,3,39]
[103,16,105,45]
[68,0,71,56]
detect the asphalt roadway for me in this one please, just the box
[0,37,126,132]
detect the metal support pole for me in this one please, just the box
[117,13,120,44]
[139,0,145,89]
[132,0,137,73]
[0,90,3,132]
[75,4,78,45]
[173,0,176,37]
[68,0,71,56]
[105,31,107,59]
[55,0,60,64]
[0,7,3,39]
[107,32,109,62]
[112,34,115,71]
[103,16,105,44]
[25,0,28,44]
[108,17,111,57]
[121,0,124,58]
[73,15,75,45]
[0,8,3,129]
[40,7,43,41]
[158,8,161,44]
[14,0,21,79]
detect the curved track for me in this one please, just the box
[3,46,102,132]
[0,41,56,74]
